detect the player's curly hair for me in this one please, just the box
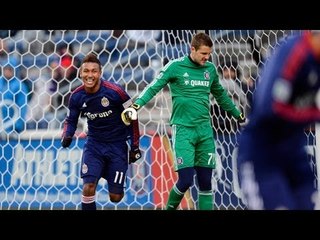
[81,52,101,70]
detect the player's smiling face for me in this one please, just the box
[80,62,102,93]
[191,45,212,66]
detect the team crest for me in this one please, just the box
[82,163,88,174]
[204,71,210,80]
[101,97,109,107]
[176,157,183,165]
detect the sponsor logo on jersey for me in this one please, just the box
[83,110,113,120]
[82,102,87,108]
[101,97,109,107]
[183,72,209,87]
[190,80,209,87]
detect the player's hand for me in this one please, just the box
[61,136,73,148]
[237,113,249,127]
[121,103,140,126]
[129,147,142,164]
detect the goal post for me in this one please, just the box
[0,30,315,210]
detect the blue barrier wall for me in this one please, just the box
[0,136,153,209]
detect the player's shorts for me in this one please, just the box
[171,122,216,171]
[81,138,128,194]
[237,132,316,210]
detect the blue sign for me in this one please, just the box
[0,135,153,209]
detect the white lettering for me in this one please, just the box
[207,152,215,165]
[190,80,209,87]
[84,110,112,120]
[10,144,81,187]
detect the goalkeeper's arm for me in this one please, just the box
[121,103,140,126]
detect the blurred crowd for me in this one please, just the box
[0,30,262,139]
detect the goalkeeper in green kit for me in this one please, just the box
[121,32,246,210]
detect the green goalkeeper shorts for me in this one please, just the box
[171,123,216,171]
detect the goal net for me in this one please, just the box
[0,30,315,210]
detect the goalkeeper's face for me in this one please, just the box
[80,62,102,92]
[190,45,212,66]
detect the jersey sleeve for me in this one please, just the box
[129,118,140,148]
[113,82,141,148]
[62,93,81,138]
[135,65,172,107]
[210,71,241,118]
[124,95,140,148]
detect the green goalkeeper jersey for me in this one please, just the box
[135,55,241,127]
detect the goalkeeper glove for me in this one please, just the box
[129,147,142,164]
[61,136,73,148]
[237,113,248,127]
[121,103,140,126]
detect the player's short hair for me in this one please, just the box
[191,32,213,50]
[81,53,102,71]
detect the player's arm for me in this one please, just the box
[128,116,142,164]
[120,93,142,163]
[213,86,248,126]
[212,80,240,113]
[210,70,248,124]
[61,95,81,148]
